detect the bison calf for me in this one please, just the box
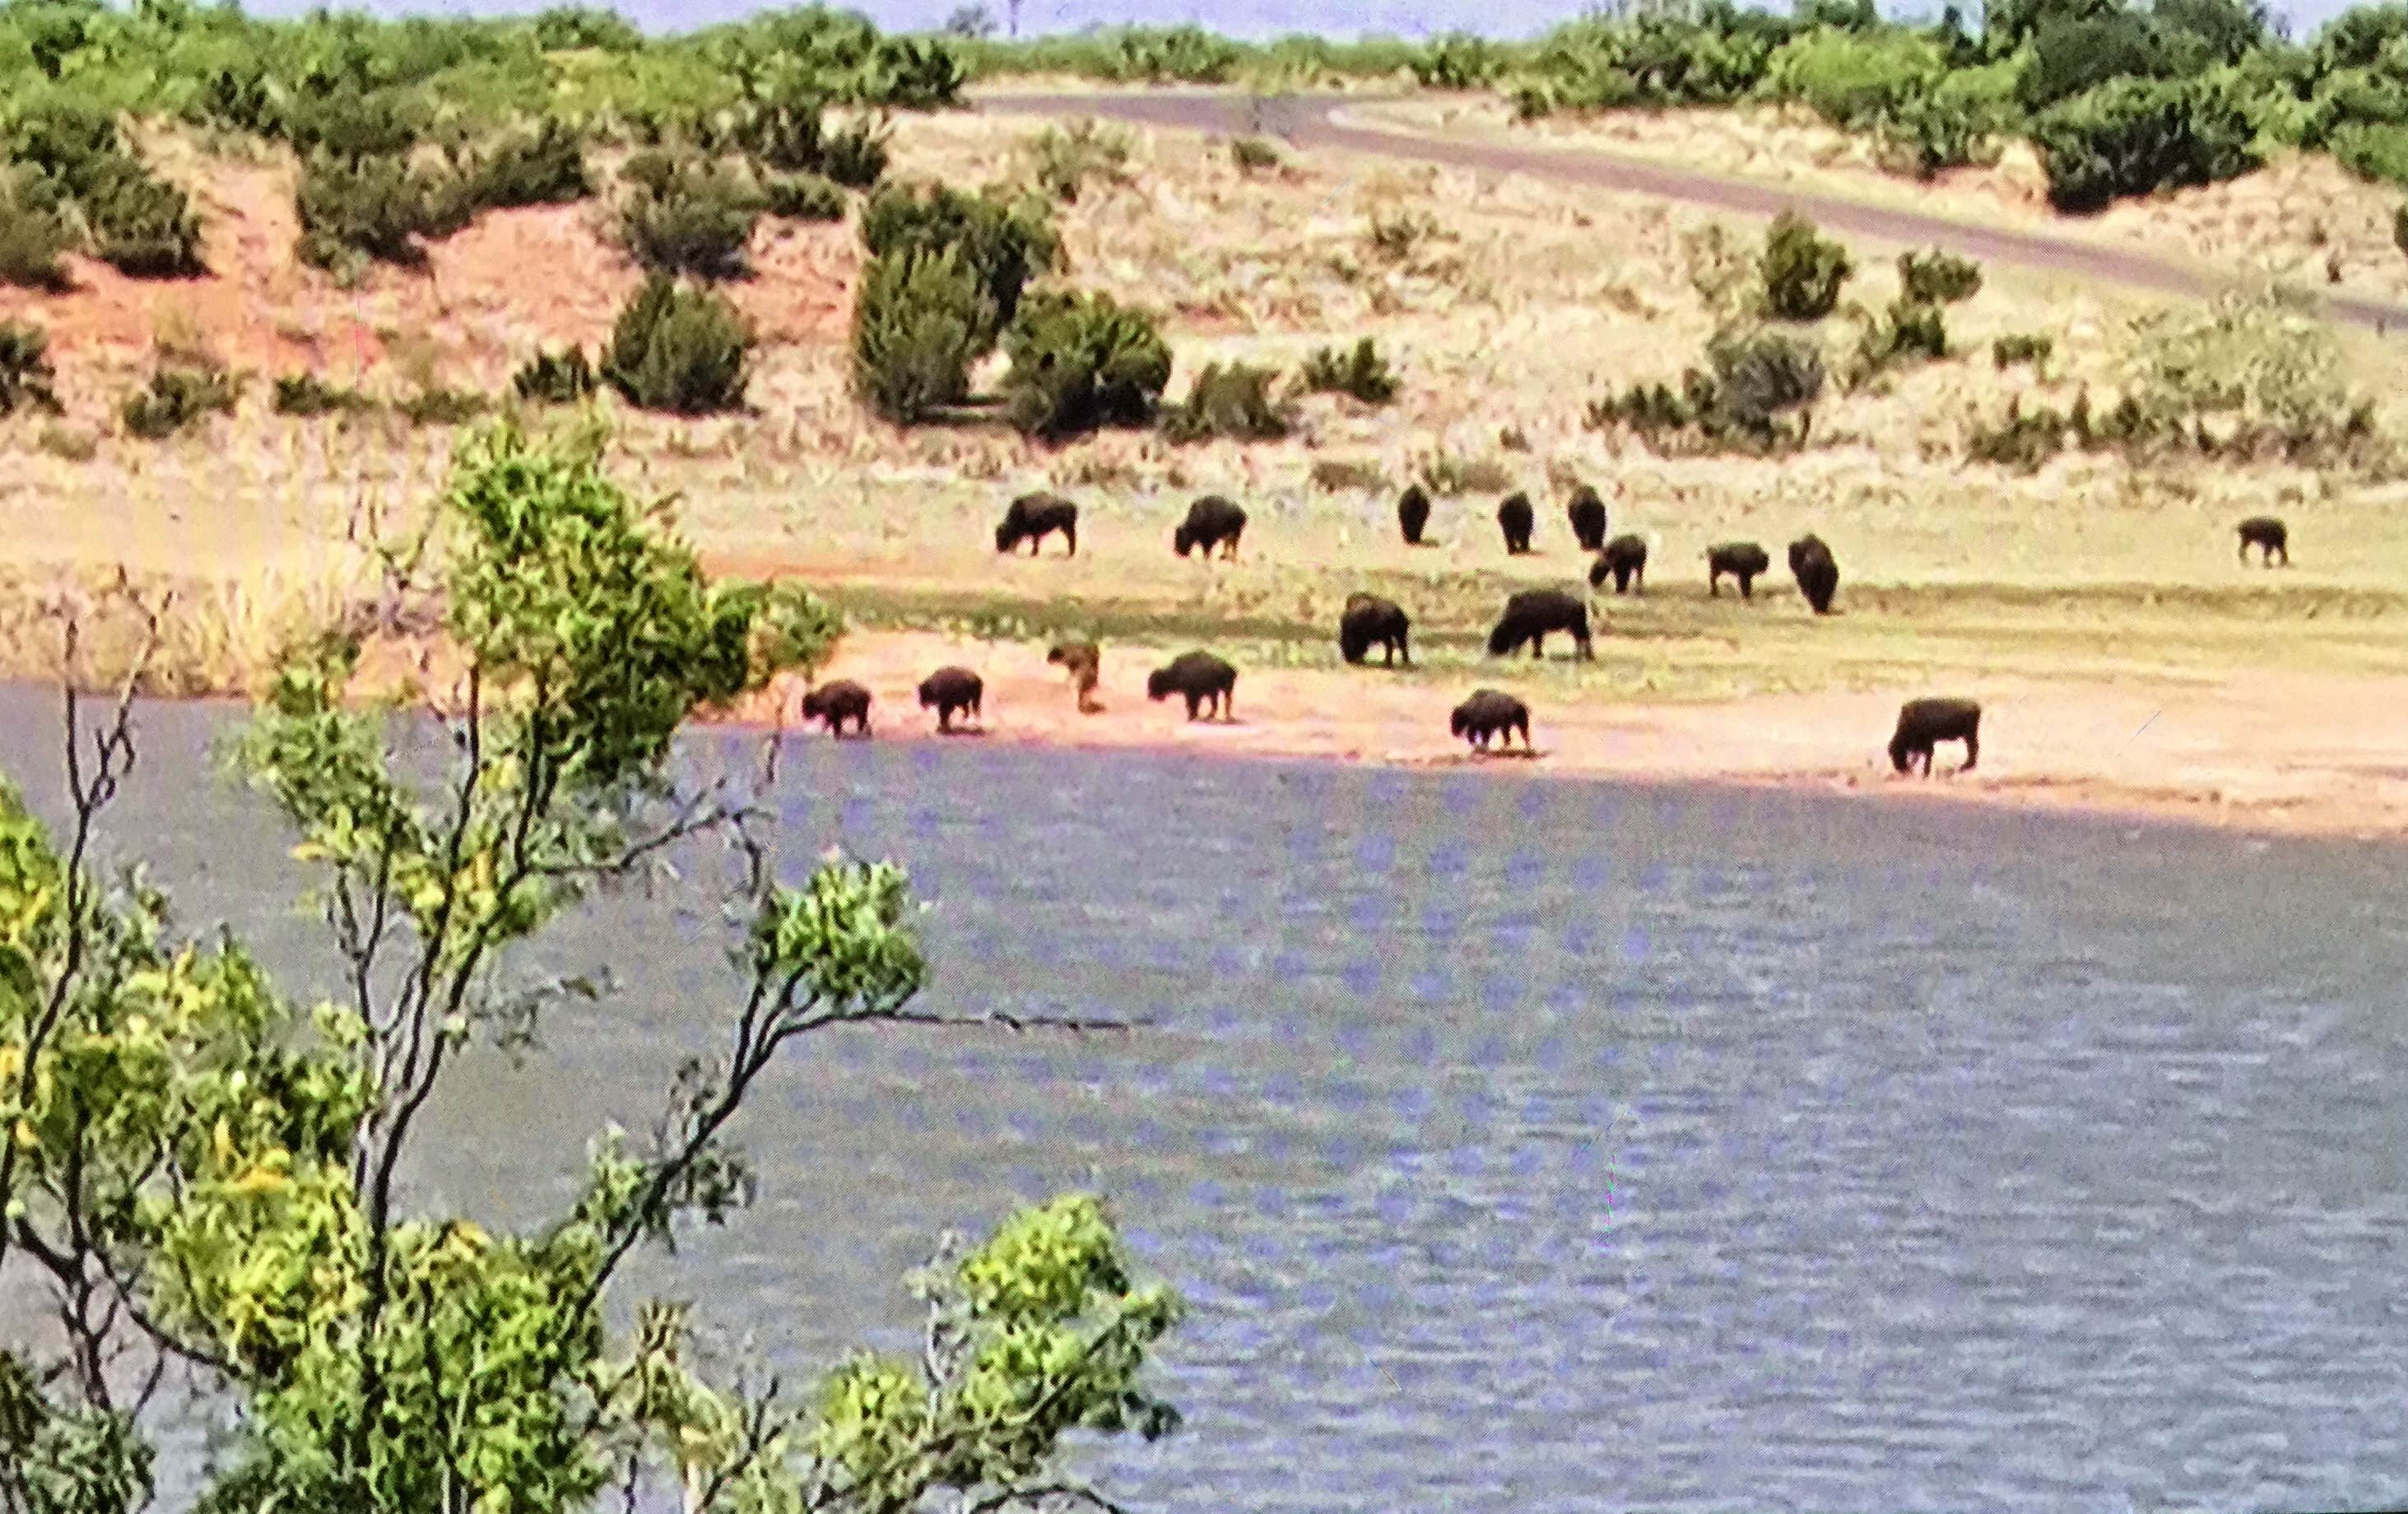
[1452,689,1532,753]
[1046,640,1103,714]
[1147,650,1239,721]
[1566,485,1609,553]
[1590,533,1648,595]
[1174,495,1248,560]
[799,679,873,738]
[1889,698,1980,777]
[995,492,1078,557]
[1487,587,1594,661]
[1497,492,1536,555]
[1788,533,1840,615]
[917,666,983,733]
[1707,541,1771,599]
[2237,515,2289,567]
[1397,483,1432,546]
[1338,592,1411,667]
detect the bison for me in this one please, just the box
[917,666,983,733]
[1487,587,1594,661]
[1707,541,1771,599]
[1788,533,1839,615]
[1451,689,1532,753]
[1397,483,1432,546]
[1889,697,1981,777]
[1147,650,1239,722]
[1497,492,1536,555]
[2237,515,2289,567]
[1590,533,1648,595]
[1046,640,1103,714]
[1338,592,1411,667]
[1566,485,1608,553]
[799,679,872,738]
[1174,495,1248,560]
[995,492,1078,556]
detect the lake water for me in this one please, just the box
[6,690,2408,1512]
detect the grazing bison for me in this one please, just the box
[2237,515,2289,566]
[1174,495,1248,560]
[1497,492,1536,555]
[1566,485,1609,553]
[1452,689,1532,753]
[1338,592,1411,666]
[1046,640,1103,714]
[1788,533,1840,615]
[1487,587,1595,661]
[1147,650,1239,721]
[1707,541,1771,599]
[1890,698,1981,777]
[799,679,872,738]
[1590,533,1648,595]
[995,492,1078,556]
[917,666,983,732]
[1397,483,1433,546]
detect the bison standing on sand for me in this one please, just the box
[1338,592,1411,666]
[1452,690,1532,753]
[1487,587,1594,661]
[995,492,1078,556]
[1707,541,1771,599]
[2237,515,2289,566]
[1397,484,1432,546]
[799,679,873,738]
[917,666,983,732]
[1497,492,1536,555]
[1147,650,1239,721]
[1174,495,1248,560]
[1788,533,1840,615]
[1890,698,1980,776]
[1047,640,1103,713]
[1566,485,1608,553]
[1590,533,1648,595]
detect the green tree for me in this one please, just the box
[0,417,1183,1512]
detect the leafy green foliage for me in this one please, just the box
[2030,76,2262,211]
[1588,324,1825,453]
[0,171,73,290]
[1759,210,1854,320]
[272,372,374,416]
[1897,246,1983,303]
[397,385,490,425]
[1411,31,1504,88]
[294,151,472,272]
[1020,118,1133,203]
[859,179,1058,343]
[1852,294,1949,379]
[602,272,754,414]
[1159,360,1295,444]
[616,156,761,279]
[0,320,62,416]
[1992,330,2056,368]
[513,346,600,404]
[1230,136,1283,172]
[850,246,992,424]
[998,288,1173,439]
[120,363,239,437]
[459,118,593,209]
[2,103,205,278]
[1298,337,1399,404]
[2015,11,2173,113]
[761,170,846,220]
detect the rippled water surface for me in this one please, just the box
[7,692,2408,1512]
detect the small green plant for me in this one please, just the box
[603,273,755,415]
[618,160,762,280]
[272,373,374,416]
[1992,332,2055,369]
[1760,210,1853,321]
[295,152,471,272]
[35,421,95,460]
[1589,326,1825,452]
[1366,208,1440,262]
[851,247,993,425]
[1309,457,1386,491]
[1896,247,1983,304]
[0,321,63,416]
[1416,451,1514,495]
[998,289,1173,440]
[398,386,491,425]
[761,172,847,221]
[1851,295,1949,384]
[461,118,592,210]
[512,346,599,404]
[121,364,239,438]
[1411,32,1502,89]
[1022,118,1134,203]
[1159,361,1295,444]
[860,180,1058,343]
[819,118,892,189]
[1297,337,1398,404]
[1230,137,1283,173]
[0,174,75,291]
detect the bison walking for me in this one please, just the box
[1890,698,1981,776]
[2236,515,2289,567]
[917,666,983,732]
[1147,650,1239,721]
[799,679,873,738]
[1707,541,1770,599]
[1452,690,1532,753]
[1046,641,1103,714]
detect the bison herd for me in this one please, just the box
[788,487,2299,778]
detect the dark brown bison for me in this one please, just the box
[1890,698,1980,776]
[1707,541,1771,599]
[1338,592,1411,666]
[1046,640,1102,713]
[995,492,1078,556]
[1174,495,1247,560]
[1497,491,1535,555]
[1451,689,1531,753]
[1398,483,1432,546]
[1147,650,1238,721]
[917,666,983,732]
[1589,533,1648,595]
[799,679,872,738]
[1487,587,1594,661]
[1566,485,1608,553]
[1788,533,1839,615]
[2237,515,2288,566]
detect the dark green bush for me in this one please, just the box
[1023,119,1133,204]
[819,118,891,189]
[5,106,206,279]
[850,248,993,424]
[998,289,1172,440]
[859,180,1058,343]
[1760,211,1853,321]
[2015,12,2173,114]
[1112,25,1242,83]
[121,365,239,438]
[1857,295,1949,370]
[2330,122,2408,186]
[1897,247,1983,303]
[1992,332,2055,368]
[272,373,374,416]
[0,176,74,291]
[2030,77,2261,212]
[512,346,599,403]
[617,161,762,280]
[0,322,62,417]
[462,118,593,210]
[532,6,646,51]
[1159,361,1294,444]
[398,387,490,425]
[280,91,435,163]
[1298,337,1398,404]
[1230,137,1283,173]
[1588,326,1825,451]
[295,152,472,271]
[728,82,832,171]
[1411,33,1503,89]
[762,172,847,221]
[602,273,754,415]
[2396,203,2408,257]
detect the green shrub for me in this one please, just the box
[463,118,592,210]
[512,346,599,404]
[859,180,1058,342]
[602,273,755,415]
[618,161,762,280]
[1411,33,1504,89]
[819,118,891,189]
[1760,210,1853,320]
[1230,137,1283,172]
[1992,332,2055,368]
[1760,26,1945,128]
[2330,122,2408,186]
[997,289,1172,440]
[1366,208,1440,262]
[272,373,374,416]
[0,322,62,417]
[295,153,472,271]
[728,82,832,171]
[850,248,993,425]
[1876,63,2018,177]
[1298,337,1398,404]
[1159,361,1294,444]
[1855,295,1948,374]
[2030,77,2261,212]
[1589,326,1825,451]
[280,91,434,163]
[5,109,206,279]
[121,365,239,439]
[2015,12,2173,114]
[0,176,74,291]
[398,387,490,425]
[1022,118,1133,203]
[1111,25,1242,83]
[1897,247,1983,303]
[761,172,847,221]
